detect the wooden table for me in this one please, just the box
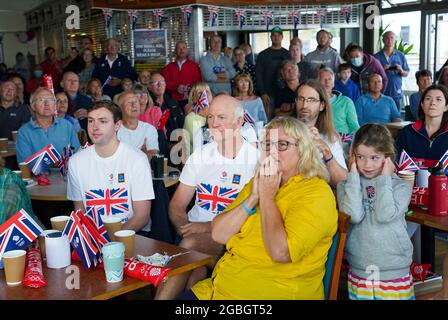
[0,235,213,300]
[406,205,448,272]
[28,167,180,201]
[0,140,16,158]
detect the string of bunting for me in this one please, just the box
[98,5,355,30]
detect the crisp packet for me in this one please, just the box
[410,263,432,282]
[123,258,170,287]
[22,246,47,288]
[136,253,171,267]
[410,187,428,207]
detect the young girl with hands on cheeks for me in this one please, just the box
[337,124,414,300]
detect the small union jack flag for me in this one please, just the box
[77,211,110,252]
[85,188,129,217]
[24,144,61,175]
[396,150,419,172]
[288,11,300,30]
[0,209,43,258]
[208,6,219,27]
[339,132,354,143]
[196,183,239,213]
[153,9,164,28]
[261,11,273,31]
[436,150,448,174]
[193,90,209,114]
[58,144,74,177]
[181,6,193,26]
[85,207,110,241]
[128,10,138,30]
[316,9,326,29]
[63,210,99,269]
[243,111,255,127]
[236,9,246,29]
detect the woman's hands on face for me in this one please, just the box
[258,155,282,200]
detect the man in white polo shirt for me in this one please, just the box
[155,94,259,299]
[67,100,154,232]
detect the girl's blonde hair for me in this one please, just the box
[187,82,212,113]
[232,73,254,97]
[350,124,396,160]
[263,116,330,182]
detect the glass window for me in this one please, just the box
[381,0,421,9]
[428,13,448,82]
[381,11,421,91]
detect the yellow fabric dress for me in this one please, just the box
[191,175,338,300]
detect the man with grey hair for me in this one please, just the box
[155,94,259,300]
[16,87,80,163]
[92,38,137,99]
[200,35,236,96]
[318,67,359,134]
[0,80,31,139]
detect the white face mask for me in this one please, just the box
[351,57,363,67]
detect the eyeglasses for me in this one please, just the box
[296,96,321,104]
[260,140,298,152]
[56,99,68,104]
[33,97,56,105]
[151,80,166,85]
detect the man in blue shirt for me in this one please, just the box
[355,74,401,126]
[60,71,93,131]
[16,87,80,163]
[374,31,410,112]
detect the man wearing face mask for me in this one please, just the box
[26,65,44,94]
[347,44,388,95]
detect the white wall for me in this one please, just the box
[0,11,38,68]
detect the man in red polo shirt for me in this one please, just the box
[162,41,202,110]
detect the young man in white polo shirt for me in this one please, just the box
[67,100,154,232]
[155,94,259,299]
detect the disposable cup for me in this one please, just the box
[102,242,125,283]
[398,170,415,187]
[114,230,135,259]
[0,138,8,151]
[416,168,430,188]
[19,162,32,179]
[38,229,59,260]
[11,131,18,142]
[3,250,27,286]
[102,216,122,241]
[50,216,70,231]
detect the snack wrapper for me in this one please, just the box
[37,175,51,186]
[22,246,47,288]
[71,252,170,287]
[410,187,428,207]
[410,263,432,282]
[123,258,170,287]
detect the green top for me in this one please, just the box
[330,90,360,134]
[0,168,40,225]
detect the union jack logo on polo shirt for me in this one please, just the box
[196,183,239,213]
[85,188,129,216]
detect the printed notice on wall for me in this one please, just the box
[133,29,167,72]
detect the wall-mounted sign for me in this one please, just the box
[133,29,167,72]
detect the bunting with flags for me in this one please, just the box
[236,9,246,29]
[316,9,326,29]
[288,11,300,30]
[181,6,193,26]
[128,10,139,30]
[102,9,113,29]
[153,9,164,29]
[261,11,273,31]
[341,7,351,24]
[208,6,219,27]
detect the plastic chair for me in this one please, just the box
[323,211,351,300]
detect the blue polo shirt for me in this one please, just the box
[374,50,409,99]
[16,117,80,163]
[355,93,401,126]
